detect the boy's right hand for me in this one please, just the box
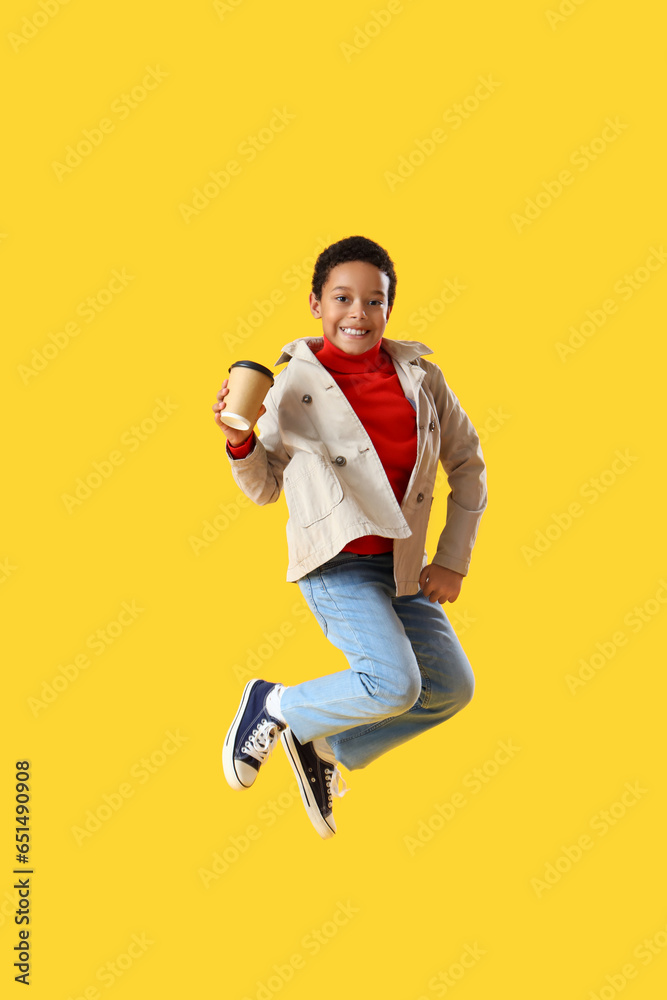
[212,379,266,448]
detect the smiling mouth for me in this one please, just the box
[339,327,370,336]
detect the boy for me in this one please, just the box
[213,236,486,839]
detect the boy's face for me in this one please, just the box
[309,260,392,355]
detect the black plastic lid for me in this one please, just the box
[228,360,274,382]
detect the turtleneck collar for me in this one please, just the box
[314,335,385,373]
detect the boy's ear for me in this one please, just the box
[309,292,322,318]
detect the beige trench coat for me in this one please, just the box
[226,336,487,596]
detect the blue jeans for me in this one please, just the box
[280,551,475,770]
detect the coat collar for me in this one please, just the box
[274,336,434,367]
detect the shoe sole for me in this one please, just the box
[222,678,261,791]
[281,730,336,840]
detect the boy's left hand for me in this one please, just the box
[419,564,464,604]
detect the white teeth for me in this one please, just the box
[340,327,369,336]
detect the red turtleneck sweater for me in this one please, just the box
[226,337,418,554]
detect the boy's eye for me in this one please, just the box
[335,296,383,305]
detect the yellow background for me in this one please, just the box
[2,0,666,997]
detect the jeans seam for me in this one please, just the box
[415,652,432,709]
[301,574,329,637]
[316,571,380,698]
[331,713,402,747]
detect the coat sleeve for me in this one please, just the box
[426,362,487,576]
[224,377,291,506]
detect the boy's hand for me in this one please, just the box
[212,379,266,448]
[419,564,464,604]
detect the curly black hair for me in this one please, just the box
[311,236,397,309]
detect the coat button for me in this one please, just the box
[334,456,347,466]
[429,420,435,431]
[416,493,424,502]
[302,394,312,404]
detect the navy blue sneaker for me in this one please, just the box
[223,679,286,790]
[280,731,347,839]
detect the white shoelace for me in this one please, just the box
[324,764,349,805]
[243,718,281,763]
[312,737,349,805]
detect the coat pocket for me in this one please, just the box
[283,453,344,528]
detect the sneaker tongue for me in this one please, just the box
[311,736,336,763]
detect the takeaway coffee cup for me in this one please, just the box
[220,360,274,431]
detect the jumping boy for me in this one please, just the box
[213,236,487,839]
